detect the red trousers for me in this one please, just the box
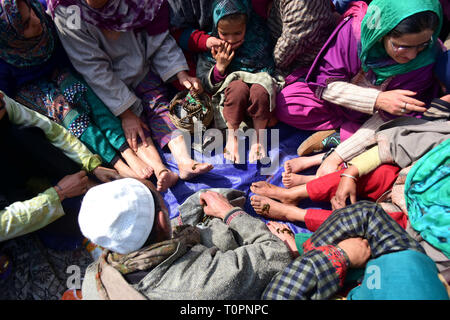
[304,164,407,231]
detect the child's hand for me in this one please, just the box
[206,36,225,50]
[212,42,235,75]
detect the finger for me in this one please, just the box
[266,223,277,234]
[139,119,150,131]
[330,197,339,211]
[226,42,232,55]
[362,239,370,247]
[229,50,235,61]
[193,80,201,91]
[403,102,427,113]
[130,131,138,151]
[402,96,426,107]
[350,193,357,204]
[78,170,87,177]
[395,90,417,96]
[199,192,210,206]
[137,127,148,148]
[183,79,192,90]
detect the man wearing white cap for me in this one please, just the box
[78,178,293,300]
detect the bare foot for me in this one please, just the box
[178,160,213,180]
[250,181,298,205]
[224,135,240,163]
[249,142,266,163]
[282,172,316,188]
[250,195,305,222]
[114,159,144,179]
[156,169,179,192]
[266,221,299,258]
[121,148,154,179]
[284,153,323,174]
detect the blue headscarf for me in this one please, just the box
[206,0,275,74]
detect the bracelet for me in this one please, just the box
[340,173,358,181]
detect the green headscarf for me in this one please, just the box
[360,0,443,85]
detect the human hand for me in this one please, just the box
[206,36,225,50]
[119,109,149,152]
[199,191,234,219]
[337,237,371,268]
[330,167,359,210]
[177,71,204,93]
[266,221,299,258]
[92,166,121,183]
[440,94,450,103]
[375,90,426,116]
[316,151,343,177]
[211,42,235,75]
[54,171,89,201]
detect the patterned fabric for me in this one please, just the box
[360,0,443,85]
[15,70,92,139]
[47,0,168,35]
[267,0,336,73]
[67,113,90,138]
[0,92,101,242]
[0,0,55,67]
[206,0,275,74]
[0,234,93,300]
[134,70,178,149]
[405,139,450,258]
[105,225,200,275]
[2,92,102,174]
[262,201,424,300]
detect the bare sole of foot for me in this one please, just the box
[250,181,298,205]
[224,136,240,164]
[122,151,154,179]
[178,161,214,180]
[282,172,316,188]
[251,195,303,222]
[284,153,323,174]
[249,142,267,163]
[156,169,179,192]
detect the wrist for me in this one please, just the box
[343,166,360,179]
[54,184,65,201]
[216,64,226,75]
[119,109,133,119]
[223,207,245,224]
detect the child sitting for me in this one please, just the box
[196,0,283,163]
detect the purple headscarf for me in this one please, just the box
[47,0,169,35]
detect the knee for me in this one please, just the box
[225,80,249,98]
[249,84,269,102]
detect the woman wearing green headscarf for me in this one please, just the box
[275,0,444,144]
[277,0,445,181]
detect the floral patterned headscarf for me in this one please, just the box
[0,0,55,67]
[47,0,169,35]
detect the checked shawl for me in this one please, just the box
[262,201,424,300]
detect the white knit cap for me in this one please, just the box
[78,178,155,255]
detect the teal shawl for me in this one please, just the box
[360,0,443,85]
[347,250,449,300]
[206,0,275,74]
[405,139,450,259]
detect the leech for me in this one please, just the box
[261,203,270,215]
